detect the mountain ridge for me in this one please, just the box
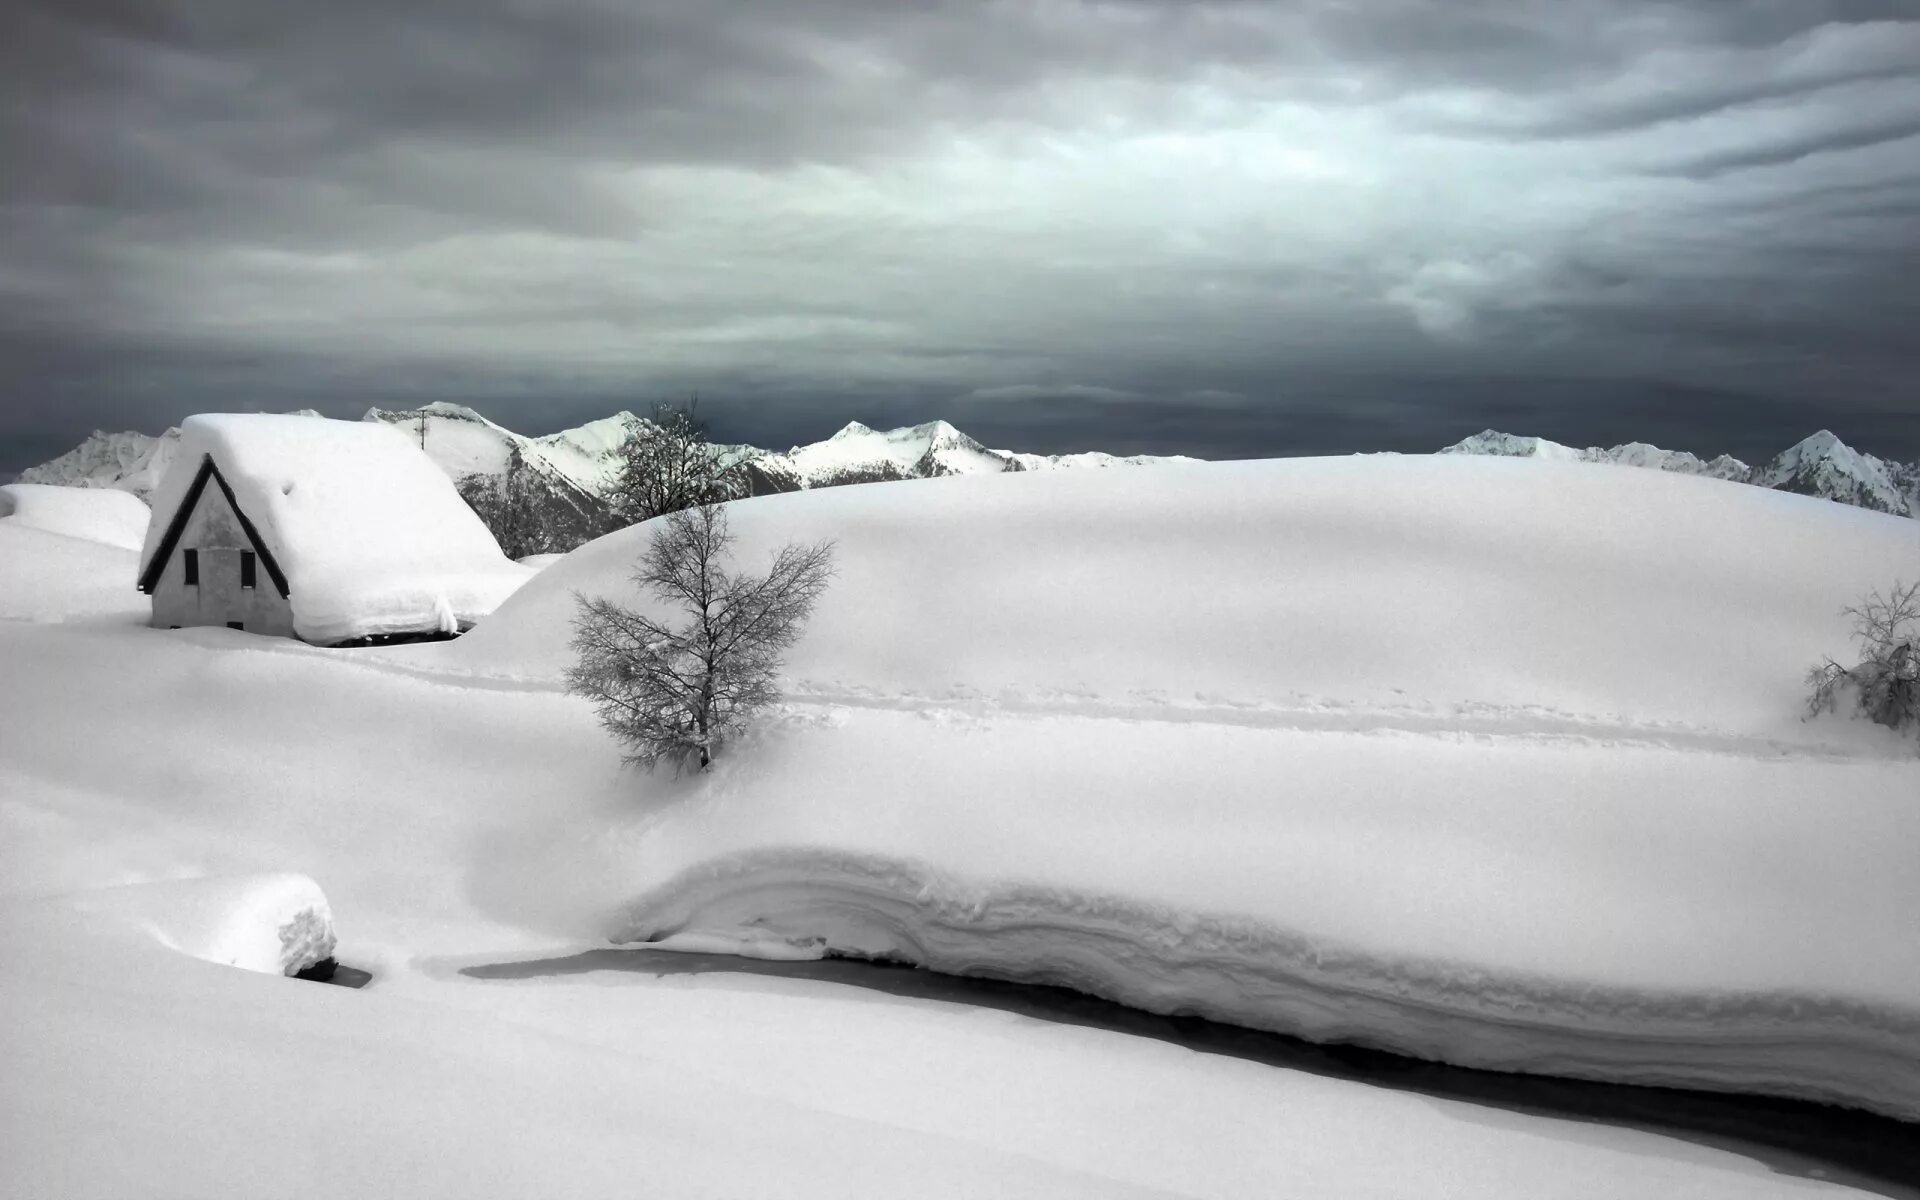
[21,411,1915,558]
[1439,427,1919,517]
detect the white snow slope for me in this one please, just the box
[4,453,1918,1198]
[1,482,151,550]
[0,484,150,624]
[425,454,1920,1122]
[139,414,534,643]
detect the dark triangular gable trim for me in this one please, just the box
[137,454,290,598]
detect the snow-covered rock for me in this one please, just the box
[0,483,150,551]
[138,414,534,644]
[60,873,338,976]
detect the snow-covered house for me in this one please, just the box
[137,414,534,644]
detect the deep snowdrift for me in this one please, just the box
[419,455,1920,1119]
[449,453,1916,738]
[0,524,145,624]
[0,482,151,550]
[138,414,533,642]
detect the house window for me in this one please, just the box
[227,621,244,631]
[241,551,257,589]
[183,548,199,586]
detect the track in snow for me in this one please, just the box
[309,642,1899,764]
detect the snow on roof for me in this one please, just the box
[0,483,151,551]
[139,414,533,643]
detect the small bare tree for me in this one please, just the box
[567,503,834,771]
[1807,580,1919,739]
[609,400,749,526]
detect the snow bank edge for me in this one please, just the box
[612,848,1920,1123]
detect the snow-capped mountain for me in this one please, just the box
[1442,428,1916,516]
[1748,430,1920,516]
[1440,430,1752,482]
[743,418,1193,490]
[19,412,328,502]
[18,428,177,499]
[30,409,1912,559]
[358,405,1193,553]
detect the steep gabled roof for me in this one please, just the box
[136,453,289,597]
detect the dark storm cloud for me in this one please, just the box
[1,0,1917,477]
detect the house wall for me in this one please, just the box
[149,483,296,637]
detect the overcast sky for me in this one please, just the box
[3,0,1917,476]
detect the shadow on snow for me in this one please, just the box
[462,947,1920,1199]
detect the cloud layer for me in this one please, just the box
[2,0,1916,469]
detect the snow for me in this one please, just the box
[1441,429,1591,463]
[1,613,1889,1198]
[1,482,151,550]
[775,418,1011,480]
[1005,448,1203,470]
[418,454,1920,1120]
[1752,430,1918,517]
[50,872,337,974]
[138,414,534,643]
[1442,428,1757,481]
[17,427,172,497]
[18,412,322,500]
[6,451,1919,1195]
[0,514,146,625]
[1444,428,1920,510]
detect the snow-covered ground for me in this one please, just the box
[4,453,1918,1196]
[0,483,149,623]
[1,482,151,550]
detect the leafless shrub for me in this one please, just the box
[1806,580,1919,740]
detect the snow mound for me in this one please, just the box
[621,848,1920,1122]
[139,414,534,644]
[446,454,1918,737]
[1,483,152,550]
[0,523,144,623]
[60,873,336,976]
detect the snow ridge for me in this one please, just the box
[620,847,1920,1123]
